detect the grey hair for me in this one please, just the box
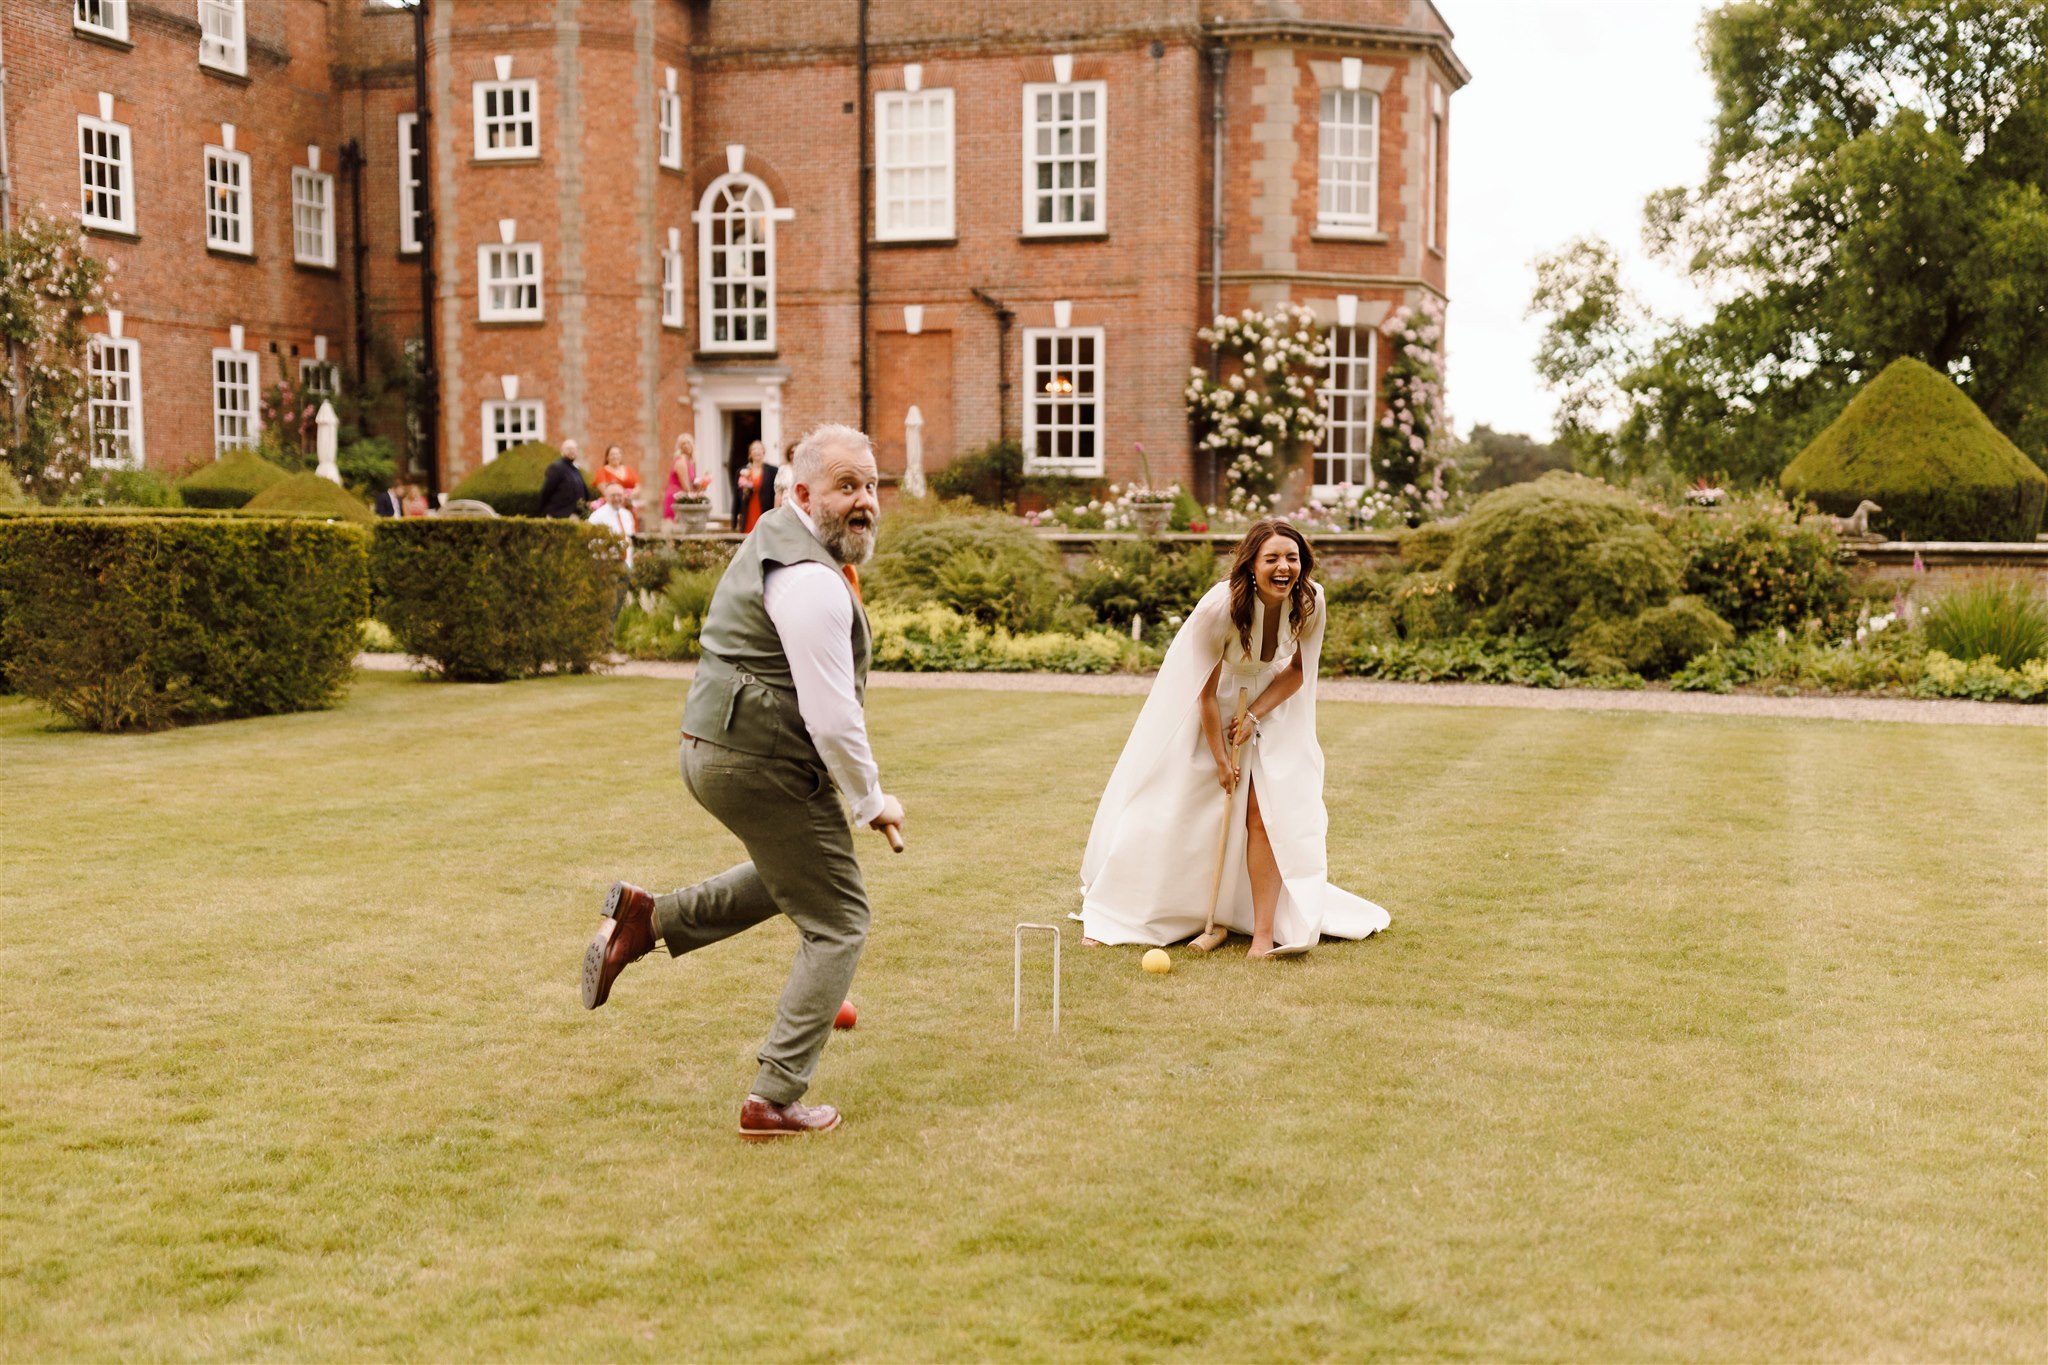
[791,423,872,490]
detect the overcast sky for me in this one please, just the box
[1440,0,1720,442]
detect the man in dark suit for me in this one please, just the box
[539,439,590,519]
[373,478,406,518]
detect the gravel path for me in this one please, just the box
[356,654,2045,727]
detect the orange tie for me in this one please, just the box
[842,563,863,604]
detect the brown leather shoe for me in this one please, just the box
[580,881,657,1010]
[738,1096,843,1141]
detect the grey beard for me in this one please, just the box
[815,507,876,566]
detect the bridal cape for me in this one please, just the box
[1079,580,1391,950]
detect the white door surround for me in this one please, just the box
[685,365,788,520]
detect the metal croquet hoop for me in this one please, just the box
[1012,923,1062,1034]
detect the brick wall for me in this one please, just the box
[6,0,1464,504]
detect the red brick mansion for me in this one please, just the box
[4,0,1465,515]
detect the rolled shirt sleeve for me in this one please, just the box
[762,561,888,826]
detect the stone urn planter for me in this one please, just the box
[1130,500,1174,537]
[671,497,712,536]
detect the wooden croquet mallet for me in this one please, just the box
[1188,686,1251,953]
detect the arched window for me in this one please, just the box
[696,173,777,353]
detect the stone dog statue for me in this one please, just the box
[1802,499,1883,540]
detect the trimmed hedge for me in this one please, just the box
[0,515,369,730]
[867,511,1068,631]
[1781,357,2048,542]
[371,518,625,680]
[446,442,564,518]
[245,471,377,524]
[176,450,293,509]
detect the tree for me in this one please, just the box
[1532,0,2048,481]
[1461,425,1574,492]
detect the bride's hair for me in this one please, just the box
[1227,519,1317,653]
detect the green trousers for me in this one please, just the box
[655,736,870,1105]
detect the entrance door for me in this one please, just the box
[723,408,763,530]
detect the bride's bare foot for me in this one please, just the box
[1247,937,1276,958]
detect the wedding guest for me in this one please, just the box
[734,440,776,533]
[593,443,640,500]
[588,483,639,567]
[373,477,407,518]
[663,434,707,522]
[539,439,591,519]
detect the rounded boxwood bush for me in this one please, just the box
[1780,357,2048,542]
[1569,596,1734,679]
[1445,473,1682,636]
[446,442,562,518]
[371,518,625,681]
[176,449,292,509]
[245,471,376,524]
[0,515,369,730]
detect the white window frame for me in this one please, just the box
[78,113,135,234]
[298,358,339,399]
[1317,88,1380,235]
[204,144,253,255]
[876,88,955,242]
[661,245,684,329]
[657,89,683,171]
[397,113,423,254]
[695,172,777,354]
[1022,326,1105,476]
[74,0,129,43]
[481,400,545,461]
[472,79,540,161]
[477,243,544,322]
[211,346,259,455]
[292,166,336,268]
[198,0,246,77]
[1021,81,1106,237]
[1426,86,1445,252]
[87,335,145,468]
[1316,325,1377,496]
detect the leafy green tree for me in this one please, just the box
[1533,0,2048,481]
[1460,424,1575,492]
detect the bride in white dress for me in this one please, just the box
[1080,519,1390,956]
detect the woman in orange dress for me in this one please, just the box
[591,444,640,504]
[734,440,775,533]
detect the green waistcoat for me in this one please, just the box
[682,504,871,761]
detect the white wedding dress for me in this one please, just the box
[1079,580,1391,950]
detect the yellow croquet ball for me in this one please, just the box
[1141,949,1172,975]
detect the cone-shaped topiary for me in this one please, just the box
[244,472,376,524]
[1780,357,2047,543]
[447,442,563,517]
[176,449,292,509]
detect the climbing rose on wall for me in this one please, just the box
[1184,303,1327,510]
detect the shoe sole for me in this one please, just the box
[738,1112,843,1143]
[581,882,640,1010]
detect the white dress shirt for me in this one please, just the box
[762,504,887,826]
[588,502,637,565]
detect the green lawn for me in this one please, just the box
[2,675,2043,1362]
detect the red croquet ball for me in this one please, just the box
[834,999,857,1030]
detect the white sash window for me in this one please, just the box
[88,336,144,467]
[1316,326,1377,493]
[696,173,777,352]
[78,114,134,233]
[478,243,544,321]
[212,346,259,454]
[1318,89,1379,234]
[482,400,545,460]
[1022,81,1105,236]
[199,0,246,76]
[1023,327,1104,475]
[205,145,253,254]
[473,79,539,160]
[292,166,336,267]
[877,89,954,241]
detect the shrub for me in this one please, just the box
[446,442,564,518]
[1568,596,1734,678]
[0,515,368,730]
[1780,357,2048,542]
[176,449,292,509]
[1673,492,1853,634]
[1920,578,2048,670]
[1399,522,1457,571]
[1332,633,1584,688]
[371,518,625,681]
[1392,570,1469,639]
[866,511,1065,631]
[0,466,26,507]
[1672,622,1928,696]
[1069,539,1220,633]
[338,436,398,498]
[929,438,1104,511]
[245,472,376,524]
[1445,473,1682,636]
[868,603,1152,674]
[614,561,727,662]
[1917,651,2048,702]
[67,466,182,508]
